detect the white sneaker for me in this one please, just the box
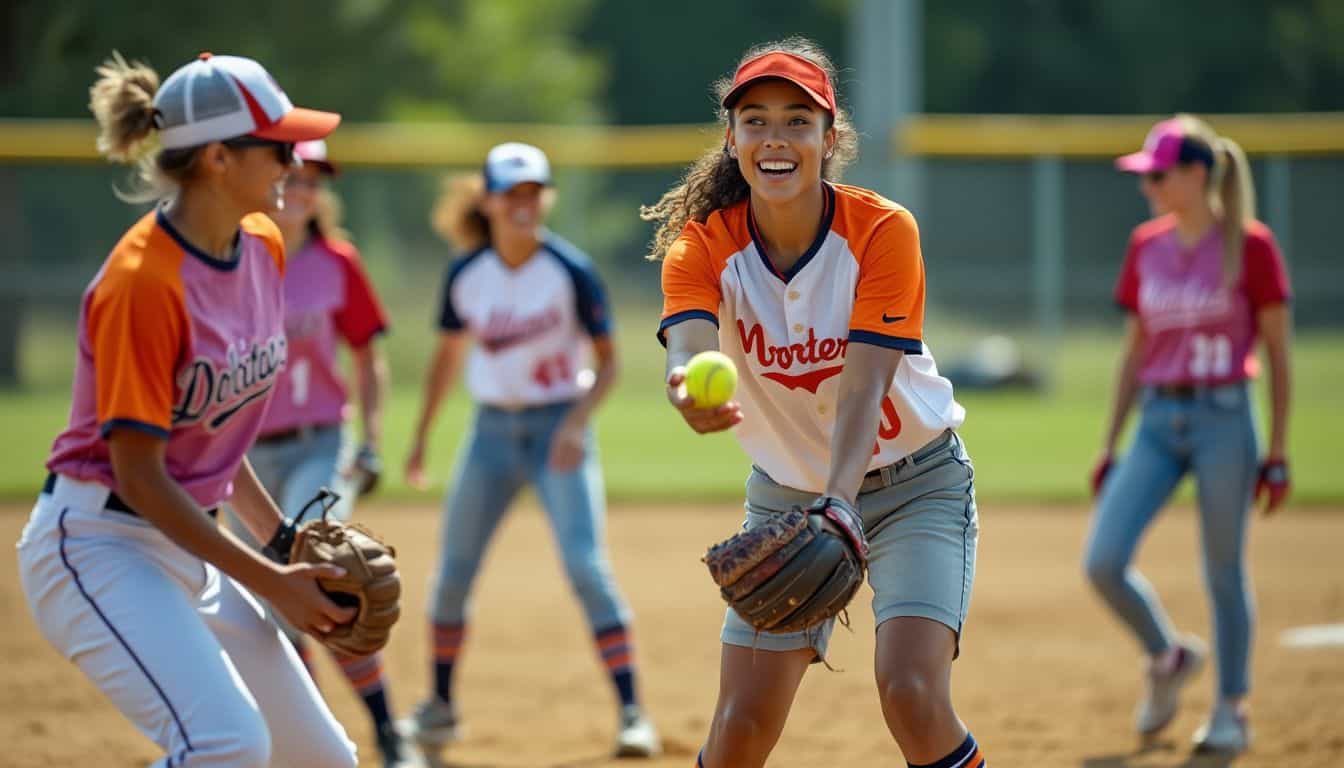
[377,721,426,768]
[615,705,661,758]
[1194,701,1251,753]
[398,698,462,751]
[1135,635,1207,735]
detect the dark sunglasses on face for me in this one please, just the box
[222,137,296,166]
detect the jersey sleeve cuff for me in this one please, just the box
[847,329,923,353]
[347,324,390,349]
[99,418,171,440]
[657,309,719,347]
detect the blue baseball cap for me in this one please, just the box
[483,142,551,192]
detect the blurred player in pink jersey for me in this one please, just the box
[17,52,359,767]
[227,139,416,767]
[1084,114,1293,754]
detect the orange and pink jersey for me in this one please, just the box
[47,208,288,507]
[660,182,964,493]
[259,235,387,435]
[1114,216,1291,385]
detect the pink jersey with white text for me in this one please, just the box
[259,236,387,434]
[1114,216,1291,385]
[46,209,288,508]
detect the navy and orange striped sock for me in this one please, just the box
[910,732,984,768]
[432,622,466,702]
[595,624,638,708]
[335,651,393,729]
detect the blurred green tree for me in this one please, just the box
[924,0,1344,113]
[1,0,604,121]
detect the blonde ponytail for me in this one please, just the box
[89,51,160,163]
[1217,136,1256,285]
[431,174,491,252]
[89,51,203,203]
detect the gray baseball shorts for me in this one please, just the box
[720,430,979,660]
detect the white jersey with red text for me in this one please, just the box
[659,182,965,493]
[438,233,612,408]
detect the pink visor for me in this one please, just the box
[1115,118,1214,173]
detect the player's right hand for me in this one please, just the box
[404,439,429,491]
[1090,453,1114,498]
[666,366,743,434]
[262,562,357,638]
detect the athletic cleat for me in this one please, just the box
[1193,701,1250,753]
[1135,635,1207,736]
[399,698,462,751]
[615,704,662,758]
[377,721,426,768]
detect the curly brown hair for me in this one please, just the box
[639,37,858,260]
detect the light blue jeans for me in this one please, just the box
[429,402,631,632]
[244,425,354,525]
[1083,382,1258,697]
[230,423,354,644]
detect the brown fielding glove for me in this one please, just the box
[289,489,402,656]
[703,496,868,634]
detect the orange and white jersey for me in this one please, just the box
[659,182,965,493]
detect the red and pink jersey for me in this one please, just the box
[260,236,387,434]
[47,209,288,508]
[1114,216,1291,385]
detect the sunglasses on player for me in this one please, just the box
[222,137,297,166]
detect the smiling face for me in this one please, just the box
[727,79,836,206]
[270,163,323,231]
[480,181,550,240]
[221,142,295,214]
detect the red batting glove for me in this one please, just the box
[1090,454,1114,499]
[1256,459,1290,515]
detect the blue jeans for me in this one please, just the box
[229,424,354,644]
[244,425,354,524]
[429,402,630,632]
[1083,383,1258,697]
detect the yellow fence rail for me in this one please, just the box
[899,113,1344,157]
[3,113,1343,167]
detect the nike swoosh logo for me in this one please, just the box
[882,313,907,324]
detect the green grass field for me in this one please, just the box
[4,309,1341,505]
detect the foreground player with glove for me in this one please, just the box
[649,40,986,768]
[264,488,402,656]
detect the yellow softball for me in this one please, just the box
[684,350,738,408]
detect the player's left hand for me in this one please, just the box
[1256,457,1290,515]
[547,416,587,472]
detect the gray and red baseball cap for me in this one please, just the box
[153,52,340,150]
[1115,118,1215,174]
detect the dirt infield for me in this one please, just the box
[3,501,1342,767]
